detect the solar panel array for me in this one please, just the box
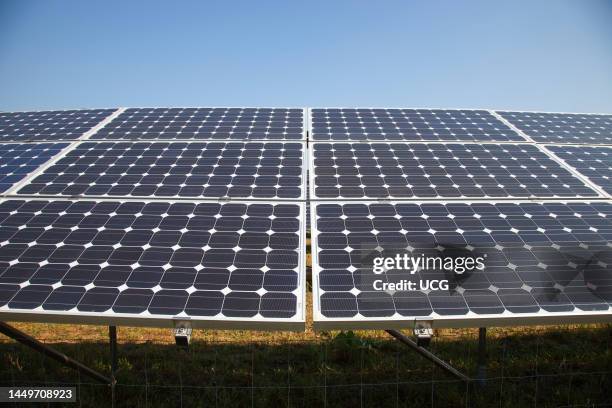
[91,108,305,141]
[0,109,115,142]
[311,109,526,142]
[498,111,612,144]
[0,107,306,330]
[18,141,305,199]
[545,145,612,195]
[313,202,612,327]
[2,106,612,331]
[311,143,599,199]
[0,143,68,193]
[311,108,612,330]
[0,200,303,327]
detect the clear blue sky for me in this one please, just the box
[1,0,611,112]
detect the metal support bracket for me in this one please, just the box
[173,320,192,348]
[0,321,115,399]
[386,328,471,382]
[413,321,434,347]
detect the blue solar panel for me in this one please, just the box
[0,143,68,193]
[312,201,612,329]
[545,145,612,195]
[91,108,305,140]
[498,111,612,144]
[311,142,598,199]
[0,110,115,142]
[0,199,305,329]
[311,108,525,142]
[18,141,305,199]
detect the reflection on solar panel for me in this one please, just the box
[0,110,115,142]
[498,111,612,144]
[0,199,304,329]
[545,145,612,195]
[311,143,598,199]
[18,141,305,199]
[312,202,612,329]
[0,143,68,193]
[91,108,305,141]
[311,108,525,142]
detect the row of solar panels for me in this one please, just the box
[0,108,611,332]
[2,141,612,199]
[2,108,612,143]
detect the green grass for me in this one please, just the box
[1,323,611,407]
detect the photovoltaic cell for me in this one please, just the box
[498,111,612,144]
[312,202,612,329]
[18,141,305,199]
[545,145,612,195]
[311,108,525,142]
[91,108,305,141]
[311,143,598,199]
[0,110,115,142]
[0,143,68,193]
[0,199,304,328]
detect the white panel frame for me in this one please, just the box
[0,197,306,331]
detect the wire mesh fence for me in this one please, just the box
[1,322,611,407]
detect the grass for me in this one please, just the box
[1,299,611,407]
[1,244,611,406]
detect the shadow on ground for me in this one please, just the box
[1,325,611,407]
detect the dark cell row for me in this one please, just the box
[0,284,297,318]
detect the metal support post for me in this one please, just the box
[109,326,118,408]
[386,329,471,382]
[0,321,111,385]
[476,327,487,385]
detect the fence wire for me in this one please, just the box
[1,322,611,407]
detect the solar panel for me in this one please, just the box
[498,111,612,144]
[0,109,116,142]
[0,143,68,193]
[311,142,599,199]
[545,145,612,195]
[0,199,305,329]
[310,108,525,142]
[311,201,612,329]
[91,108,305,141]
[17,141,305,199]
